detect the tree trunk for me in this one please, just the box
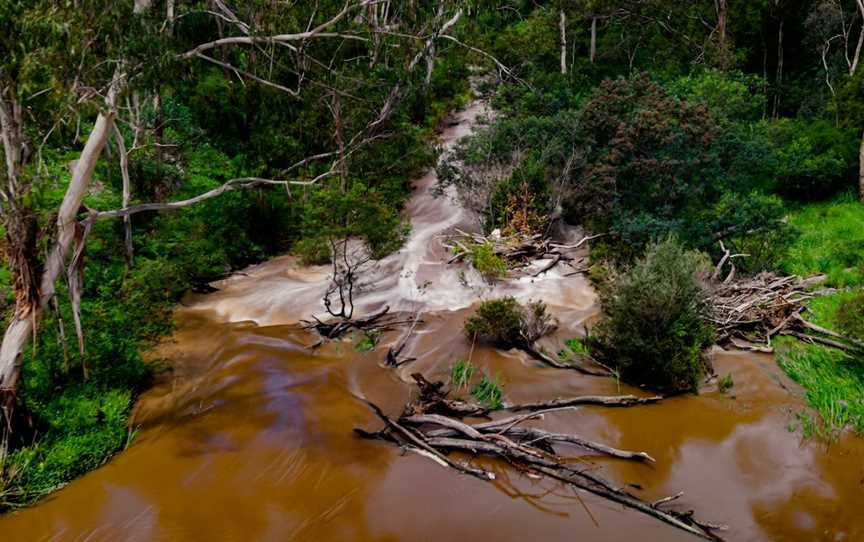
[113,124,134,266]
[854,0,864,75]
[717,0,729,68]
[133,0,152,14]
[0,89,24,198]
[773,19,784,118]
[859,129,864,202]
[559,10,567,74]
[0,72,122,423]
[590,16,597,64]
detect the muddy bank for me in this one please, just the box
[1,102,862,542]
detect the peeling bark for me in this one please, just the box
[0,70,124,425]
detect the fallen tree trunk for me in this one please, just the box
[355,376,725,541]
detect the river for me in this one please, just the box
[1,101,863,542]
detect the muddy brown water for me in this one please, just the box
[2,103,863,542]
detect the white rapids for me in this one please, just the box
[189,100,597,335]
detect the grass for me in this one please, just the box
[471,374,505,410]
[718,373,734,394]
[776,336,864,438]
[771,193,864,438]
[1,387,134,509]
[780,193,864,288]
[450,359,476,390]
[448,360,504,410]
[559,337,589,359]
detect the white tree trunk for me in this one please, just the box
[590,17,597,64]
[134,0,152,14]
[559,10,567,74]
[854,0,864,75]
[0,72,122,413]
[113,123,134,265]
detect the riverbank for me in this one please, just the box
[774,195,864,438]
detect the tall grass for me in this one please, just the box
[777,337,864,438]
[471,375,504,410]
[780,193,864,287]
[450,359,476,390]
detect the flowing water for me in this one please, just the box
[2,103,863,542]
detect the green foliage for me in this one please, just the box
[468,242,508,279]
[450,359,476,391]
[3,388,131,506]
[298,182,410,260]
[700,191,796,273]
[471,374,504,410]
[777,337,864,437]
[464,297,555,348]
[765,120,857,200]
[669,69,766,122]
[294,238,331,266]
[836,293,864,342]
[718,373,735,394]
[560,338,589,359]
[780,195,864,288]
[487,154,551,233]
[354,330,381,353]
[464,297,525,346]
[591,238,714,394]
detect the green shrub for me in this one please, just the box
[464,298,555,347]
[487,154,550,233]
[561,338,589,358]
[718,374,734,394]
[837,293,864,342]
[669,69,766,122]
[465,297,524,345]
[294,237,331,266]
[590,237,714,393]
[468,242,508,279]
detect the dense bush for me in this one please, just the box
[465,297,524,345]
[765,119,857,200]
[590,238,714,394]
[464,298,555,347]
[669,69,767,122]
[486,154,550,234]
[564,75,718,236]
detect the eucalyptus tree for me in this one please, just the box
[0,0,158,422]
[0,0,484,431]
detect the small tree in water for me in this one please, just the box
[465,297,556,347]
[590,237,714,394]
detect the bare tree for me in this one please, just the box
[324,239,373,321]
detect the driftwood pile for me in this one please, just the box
[355,374,727,541]
[709,243,864,354]
[445,230,602,277]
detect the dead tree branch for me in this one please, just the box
[355,377,725,541]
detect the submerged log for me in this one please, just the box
[355,376,725,541]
